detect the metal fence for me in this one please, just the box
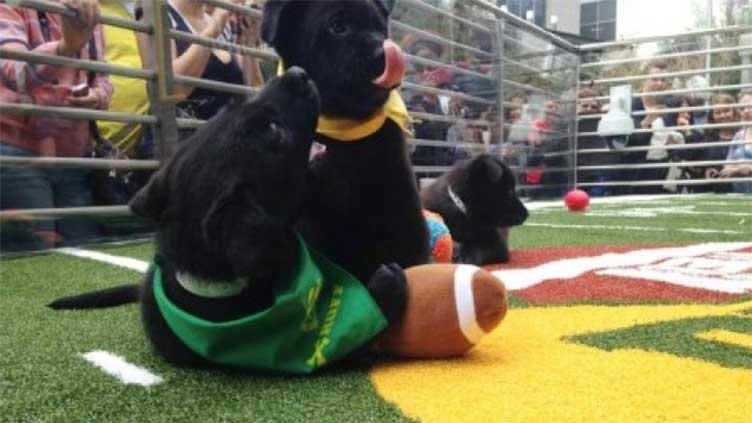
[393,0,580,202]
[578,25,752,196]
[0,0,749,254]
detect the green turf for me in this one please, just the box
[1,194,750,422]
[91,241,155,262]
[0,253,412,423]
[568,315,752,370]
[511,195,752,248]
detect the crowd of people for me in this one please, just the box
[401,31,500,169]
[0,1,750,252]
[577,61,752,197]
[0,0,264,251]
[400,28,752,199]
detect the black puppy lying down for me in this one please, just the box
[51,69,406,373]
[421,154,529,265]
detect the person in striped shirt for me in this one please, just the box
[0,0,113,251]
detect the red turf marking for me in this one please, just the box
[516,276,740,305]
[486,244,663,270]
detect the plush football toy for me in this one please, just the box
[377,264,507,358]
[422,209,453,263]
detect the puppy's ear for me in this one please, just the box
[129,168,168,220]
[471,155,504,184]
[261,0,292,47]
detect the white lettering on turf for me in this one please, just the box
[56,248,148,273]
[493,243,752,292]
[598,252,752,293]
[82,351,163,387]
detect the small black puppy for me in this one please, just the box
[262,0,431,283]
[50,69,406,369]
[421,154,529,265]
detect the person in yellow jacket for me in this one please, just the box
[96,0,150,156]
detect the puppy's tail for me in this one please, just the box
[47,284,140,310]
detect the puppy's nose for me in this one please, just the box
[283,66,309,92]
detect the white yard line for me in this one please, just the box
[584,207,752,218]
[56,248,149,273]
[81,351,163,387]
[524,222,748,235]
[524,193,748,211]
[493,242,752,292]
[525,194,687,211]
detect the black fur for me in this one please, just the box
[262,0,430,283]
[49,69,407,368]
[49,69,318,313]
[421,154,529,265]
[48,284,140,309]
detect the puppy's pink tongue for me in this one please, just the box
[372,39,406,89]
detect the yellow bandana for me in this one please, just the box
[278,63,412,141]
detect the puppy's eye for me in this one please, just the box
[328,14,350,36]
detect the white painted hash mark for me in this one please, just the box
[56,248,149,273]
[81,351,163,387]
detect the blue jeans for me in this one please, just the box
[0,143,99,251]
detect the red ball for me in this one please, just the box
[564,189,590,211]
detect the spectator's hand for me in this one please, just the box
[236,12,261,47]
[640,113,659,129]
[204,6,233,38]
[721,165,752,178]
[719,166,736,178]
[57,0,100,57]
[66,91,99,109]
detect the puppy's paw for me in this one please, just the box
[366,263,407,325]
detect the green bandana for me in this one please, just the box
[153,236,388,374]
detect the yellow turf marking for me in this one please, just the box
[371,301,752,423]
[695,329,752,350]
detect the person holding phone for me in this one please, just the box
[0,0,112,251]
[165,0,263,138]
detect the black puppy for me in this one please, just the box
[421,154,529,265]
[51,69,405,370]
[261,0,431,283]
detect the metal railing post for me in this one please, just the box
[705,33,713,88]
[741,31,752,85]
[573,58,581,190]
[495,17,506,155]
[142,0,179,160]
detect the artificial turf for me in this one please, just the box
[1,194,750,422]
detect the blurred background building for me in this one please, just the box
[580,0,617,41]
[497,0,618,41]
